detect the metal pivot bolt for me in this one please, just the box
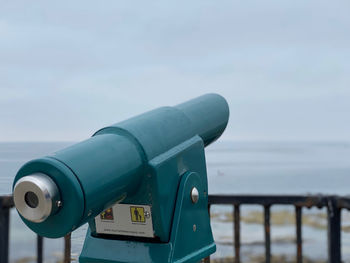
[191,187,199,204]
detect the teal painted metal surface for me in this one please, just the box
[145,136,209,242]
[80,167,215,263]
[170,171,216,263]
[13,93,229,262]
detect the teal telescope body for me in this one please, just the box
[13,94,229,263]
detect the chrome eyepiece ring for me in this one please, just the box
[13,173,61,223]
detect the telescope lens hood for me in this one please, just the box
[13,173,61,223]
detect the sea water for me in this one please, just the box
[1,141,350,262]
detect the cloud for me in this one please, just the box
[0,0,349,141]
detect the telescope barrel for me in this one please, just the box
[13,94,229,238]
[175,93,229,146]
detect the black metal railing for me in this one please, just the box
[0,195,13,263]
[206,194,350,263]
[0,195,71,263]
[1,194,349,263]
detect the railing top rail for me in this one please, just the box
[2,193,350,209]
[208,194,350,209]
[0,195,14,209]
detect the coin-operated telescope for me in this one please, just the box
[13,94,229,263]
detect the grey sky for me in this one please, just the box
[0,1,349,141]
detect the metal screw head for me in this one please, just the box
[191,187,199,204]
[144,211,151,219]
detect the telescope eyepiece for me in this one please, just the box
[24,191,39,208]
[13,173,61,223]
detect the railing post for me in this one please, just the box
[295,206,302,263]
[202,204,211,263]
[64,233,71,263]
[264,205,271,263]
[37,235,43,263]
[234,205,240,263]
[0,198,10,263]
[202,257,210,263]
[327,197,341,263]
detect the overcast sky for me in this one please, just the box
[0,1,349,142]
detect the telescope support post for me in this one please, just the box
[80,137,215,263]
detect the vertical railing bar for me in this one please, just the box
[203,204,211,263]
[0,200,10,263]
[234,204,240,263]
[203,256,210,263]
[37,235,43,263]
[64,233,72,263]
[203,257,210,263]
[327,197,341,263]
[264,205,271,263]
[296,206,302,263]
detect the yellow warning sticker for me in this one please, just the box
[130,206,145,223]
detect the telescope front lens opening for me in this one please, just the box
[24,191,39,208]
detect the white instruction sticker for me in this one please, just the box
[95,204,154,238]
